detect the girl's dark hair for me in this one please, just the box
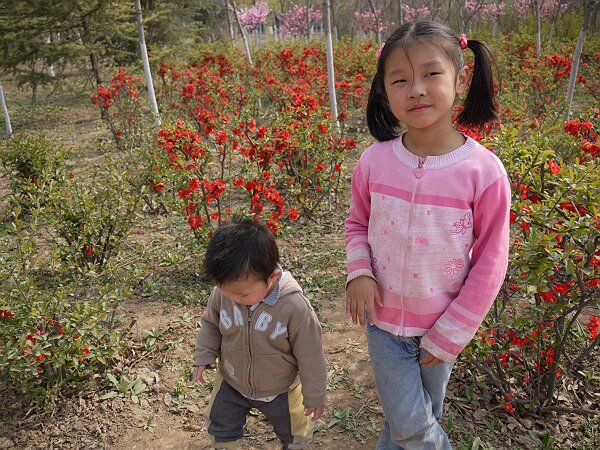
[367,21,499,142]
[204,219,280,284]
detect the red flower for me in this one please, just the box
[189,178,201,192]
[0,310,14,319]
[85,246,94,258]
[177,188,192,200]
[553,283,570,294]
[150,181,165,193]
[519,220,530,231]
[539,290,556,303]
[186,202,197,215]
[187,215,203,230]
[559,201,576,213]
[288,208,299,221]
[588,316,600,340]
[547,160,561,174]
[256,126,268,139]
[503,402,515,414]
[215,131,228,144]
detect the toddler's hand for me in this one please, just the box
[346,276,382,326]
[304,405,325,421]
[192,364,215,383]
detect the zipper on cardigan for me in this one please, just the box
[414,156,426,178]
[401,172,423,330]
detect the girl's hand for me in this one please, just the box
[304,405,325,421]
[192,364,215,383]
[346,276,383,326]
[420,353,444,366]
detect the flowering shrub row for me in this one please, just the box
[95,43,368,238]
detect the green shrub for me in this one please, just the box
[0,133,68,212]
[0,217,125,406]
[43,166,143,274]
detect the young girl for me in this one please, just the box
[345,21,510,449]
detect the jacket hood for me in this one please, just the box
[278,272,303,300]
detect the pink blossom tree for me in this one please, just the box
[512,0,568,18]
[464,1,505,21]
[236,0,271,32]
[278,4,322,38]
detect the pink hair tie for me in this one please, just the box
[459,33,468,50]
[375,42,385,58]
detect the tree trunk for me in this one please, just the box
[306,0,312,42]
[225,1,235,40]
[80,16,103,88]
[565,0,598,119]
[42,36,56,77]
[323,0,339,130]
[331,0,337,41]
[534,0,541,59]
[367,0,382,44]
[229,0,253,65]
[0,80,13,137]
[135,0,161,129]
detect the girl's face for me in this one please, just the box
[383,43,468,132]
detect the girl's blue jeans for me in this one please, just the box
[366,324,454,450]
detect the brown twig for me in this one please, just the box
[539,405,600,416]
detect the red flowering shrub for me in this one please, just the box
[95,44,364,238]
[467,117,600,414]
[91,69,152,151]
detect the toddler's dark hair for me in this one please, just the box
[204,219,280,284]
[367,21,499,142]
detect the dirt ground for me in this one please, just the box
[0,267,382,450]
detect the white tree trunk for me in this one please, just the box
[135,0,161,129]
[229,0,253,66]
[323,0,339,131]
[0,80,13,137]
[43,36,56,77]
[565,0,597,119]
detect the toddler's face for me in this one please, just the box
[219,271,279,305]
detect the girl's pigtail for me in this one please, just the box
[457,39,499,127]
[367,73,400,142]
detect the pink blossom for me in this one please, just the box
[401,5,431,22]
[354,9,394,34]
[465,1,505,20]
[279,4,322,37]
[236,0,271,32]
[512,0,568,18]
